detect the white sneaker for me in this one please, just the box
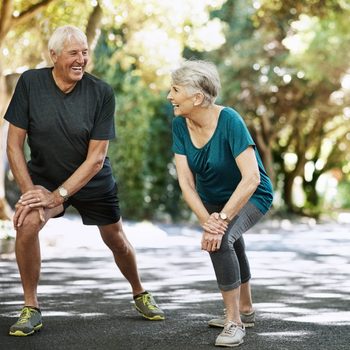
[208,310,255,328]
[215,321,246,347]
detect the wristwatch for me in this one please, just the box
[58,186,69,201]
[219,212,229,222]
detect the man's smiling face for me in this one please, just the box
[51,38,89,83]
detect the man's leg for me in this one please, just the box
[15,206,63,306]
[10,206,63,336]
[15,217,41,308]
[98,220,143,295]
[98,220,165,320]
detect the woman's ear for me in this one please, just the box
[193,92,204,106]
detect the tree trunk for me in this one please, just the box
[249,121,276,186]
[259,145,275,186]
[0,66,20,217]
[1,0,57,220]
[283,152,307,212]
[0,61,10,219]
[86,3,103,50]
[284,172,295,211]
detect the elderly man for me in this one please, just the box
[5,25,164,337]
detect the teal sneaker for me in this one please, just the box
[9,306,43,336]
[134,292,165,321]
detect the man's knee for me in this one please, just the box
[19,212,43,233]
[109,235,130,255]
[101,227,130,255]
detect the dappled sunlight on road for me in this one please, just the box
[1,215,349,332]
[258,330,311,342]
[243,221,350,327]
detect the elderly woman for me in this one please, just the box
[168,60,273,347]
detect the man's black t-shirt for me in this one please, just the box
[4,68,116,199]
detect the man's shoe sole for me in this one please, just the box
[135,307,165,321]
[9,323,42,337]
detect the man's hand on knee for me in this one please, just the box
[14,203,45,228]
[18,186,58,210]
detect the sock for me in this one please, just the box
[25,306,41,313]
[133,291,148,300]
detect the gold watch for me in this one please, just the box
[58,186,69,201]
[219,212,229,222]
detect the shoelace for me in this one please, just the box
[222,321,243,336]
[17,307,34,325]
[141,294,157,310]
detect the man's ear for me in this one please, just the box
[193,92,204,106]
[50,49,57,63]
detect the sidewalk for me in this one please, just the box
[0,216,349,349]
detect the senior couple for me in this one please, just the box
[5,25,273,347]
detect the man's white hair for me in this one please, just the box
[48,25,87,55]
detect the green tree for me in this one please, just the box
[204,0,350,215]
[90,1,227,220]
[0,0,104,219]
[1,0,226,221]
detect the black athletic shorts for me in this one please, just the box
[61,182,121,225]
[30,174,120,226]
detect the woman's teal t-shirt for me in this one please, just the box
[172,107,273,214]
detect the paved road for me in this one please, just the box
[1,216,349,350]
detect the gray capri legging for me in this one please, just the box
[204,201,264,291]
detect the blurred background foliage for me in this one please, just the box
[1,0,350,222]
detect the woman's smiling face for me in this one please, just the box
[167,84,195,117]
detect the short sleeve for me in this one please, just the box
[228,110,255,158]
[171,117,186,155]
[4,74,29,130]
[90,84,116,140]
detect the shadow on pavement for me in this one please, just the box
[0,217,349,349]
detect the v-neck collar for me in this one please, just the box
[185,107,227,150]
[49,67,79,97]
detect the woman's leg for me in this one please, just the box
[209,202,263,323]
[221,287,241,324]
[209,223,242,324]
[234,236,254,314]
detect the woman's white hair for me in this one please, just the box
[171,59,221,107]
[48,25,87,55]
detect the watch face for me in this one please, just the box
[220,212,228,220]
[59,187,68,197]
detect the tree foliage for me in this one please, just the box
[90,0,227,219]
[1,0,350,220]
[204,0,350,216]
[0,0,226,221]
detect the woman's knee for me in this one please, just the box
[218,234,233,252]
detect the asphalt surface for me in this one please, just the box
[0,216,349,350]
